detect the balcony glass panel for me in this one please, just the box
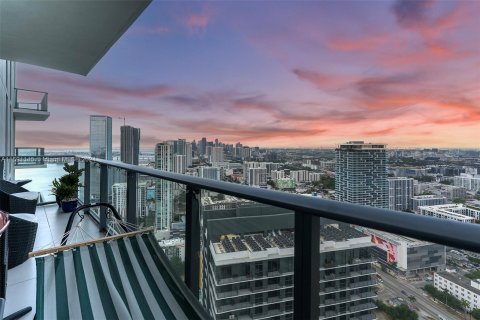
[14,156,74,202]
[15,88,48,111]
[200,190,295,320]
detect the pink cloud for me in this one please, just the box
[180,7,213,33]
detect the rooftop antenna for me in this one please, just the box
[118,117,126,126]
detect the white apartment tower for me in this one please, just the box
[209,146,224,164]
[335,141,388,208]
[112,182,147,220]
[248,167,267,187]
[198,166,221,180]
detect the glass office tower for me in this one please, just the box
[89,115,112,160]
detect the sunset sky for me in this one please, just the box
[15,0,480,149]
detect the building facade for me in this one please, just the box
[89,115,112,160]
[112,182,147,220]
[435,272,480,311]
[417,204,480,223]
[0,59,16,180]
[365,230,446,277]
[201,202,377,320]
[335,141,388,208]
[120,125,140,165]
[388,177,414,211]
[248,167,267,187]
[411,195,447,212]
[454,174,480,193]
[155,142,174,230]
[198,166,221,181]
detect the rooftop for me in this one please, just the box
[436,271,480,296]
[337,141,387,150]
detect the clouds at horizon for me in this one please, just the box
[15,0,480,149]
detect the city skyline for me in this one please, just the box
[14,0,480,149]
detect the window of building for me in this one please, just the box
[268,260,279,273]
[255,262,263,277]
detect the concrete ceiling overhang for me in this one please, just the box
[0,0,151,75]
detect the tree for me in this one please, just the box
[461,299,470,319]
[471,308,480,320]
[267,180,276,189]
[408,296,416,303]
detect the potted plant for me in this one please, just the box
[51,163,84,213]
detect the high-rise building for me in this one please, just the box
[290,170,309,183]
[174,154,186,174]
[155,142,174,230]
[199,137,207,156]
[388,177,414,211]
[453,174,480,192]
[186,142,193,167]
[120,125,140,165]
[271,170,285,180]
[89,115,112,160]
[335,141,388,208]
[174,138,186,156]
[200,202,377,320]
[112,182,147,220]
[198,166,220,180]
[210,146,224,164]
[248,167,267,187]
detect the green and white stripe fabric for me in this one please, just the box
[36,232,202,320]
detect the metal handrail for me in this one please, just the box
[14,88,48,94]
[75,156,480,253]
[1,154,480,251]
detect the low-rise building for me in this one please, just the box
[363,229,446,277]
[411,195,447,212]
[435,272,480,311]
[417,204,480,223]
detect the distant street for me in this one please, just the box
[377,269,462,320]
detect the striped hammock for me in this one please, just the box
[35,232,203,320]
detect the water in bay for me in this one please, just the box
[15,164,65,202]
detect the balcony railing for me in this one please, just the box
[15,88,48,111]
[14,147,45,167]
[1,154,480,320]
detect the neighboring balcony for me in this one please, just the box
[13,88,50,121]
[14,147,46,168]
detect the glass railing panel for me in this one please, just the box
[200,190,294,320]
[151,177,186,279]
[319,218,378,320]
[15,88,48,111]
[109,167,127,221]
[136,173,156,230]
[89,162,101,218]
[343,218,472,320]
[14,156,73,202]
[78,160,85,203]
